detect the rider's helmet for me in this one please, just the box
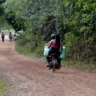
[51,34,55,39]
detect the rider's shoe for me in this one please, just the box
[46,64,50,67]
[49,63,52,70]
[49,66,51,70]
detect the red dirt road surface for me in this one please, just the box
[0,39,96,96]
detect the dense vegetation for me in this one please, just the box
[0,0,96,69]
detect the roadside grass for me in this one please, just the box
[62,59,96,72]
[16,45,96,72]
[16,44,45,61]
[0,75,12,96]
[16,42,44,59]
[0,79,6,95]
[16,45,30,54]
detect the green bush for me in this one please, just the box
[35,47,44,57]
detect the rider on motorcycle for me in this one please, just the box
[46,33,61,68]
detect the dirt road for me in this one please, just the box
[0,38,96,96]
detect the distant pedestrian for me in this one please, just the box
[13,34,16,41]
[9,32,12,42]
[1,32,5,42]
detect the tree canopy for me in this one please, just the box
[0,0,96,63]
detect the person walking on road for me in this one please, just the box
[1,32,5,42]
[13,33,16,41]
[9,32,13,42]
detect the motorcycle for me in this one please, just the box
[48,53,60,73]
